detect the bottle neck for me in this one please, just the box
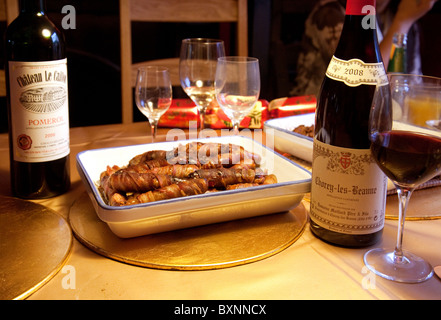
[20,0,46,14]
[333,0,381,63]
[388,33,408,73]
[394,33,408,48]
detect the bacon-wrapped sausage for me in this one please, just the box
[226,174,278,190]
[168,142,261,168]
[123,161,198,178]
[190,167,256,189]
[109,171,175,193]
[128,150,168,167]
[253,173,278,185]
[135,178,208,204]
[99,166,128,206]
[141,158,171,170]
[149,164,199,178]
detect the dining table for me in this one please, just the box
[0,120,440,301]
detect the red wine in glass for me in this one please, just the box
[371,131,441,187]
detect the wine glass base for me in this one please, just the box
[364,248,433,283]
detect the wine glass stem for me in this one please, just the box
[393,187,413,264]
[149,120,158,142]
[198,107,206,130]
[232,121,240,135]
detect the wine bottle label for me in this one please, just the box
[8,59,70,163]
[310,139,387,235]
[326,56,387,87]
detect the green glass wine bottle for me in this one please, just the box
[387,33,408,74]
[5,0,71,199]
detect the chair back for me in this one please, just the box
[120,0,248,123]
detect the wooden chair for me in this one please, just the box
[3,0,18,24]
[119,0,248,123]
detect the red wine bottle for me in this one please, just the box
[5,0,70,199]
[310,0,388,247]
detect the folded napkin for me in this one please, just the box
[157,99,270,129]
[158,95,317,129]
[267,95,316,118]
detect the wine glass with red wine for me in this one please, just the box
[364,74,441,283]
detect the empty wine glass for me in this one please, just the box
[364,74,441,283]
[180,38,225,130]
[215,56,260,135]
[135,66,172,142]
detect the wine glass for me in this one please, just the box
[135,66,172,142]
[214,56,260,135]
[364,74,441,283]
[426,120,441,130]
[179,38,225,130]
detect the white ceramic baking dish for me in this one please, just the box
[76,135,311,238]
[264,113,315,162]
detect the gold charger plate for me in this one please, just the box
[385,186,441,221]
[0,196,73,300]
[69,192,308,270]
